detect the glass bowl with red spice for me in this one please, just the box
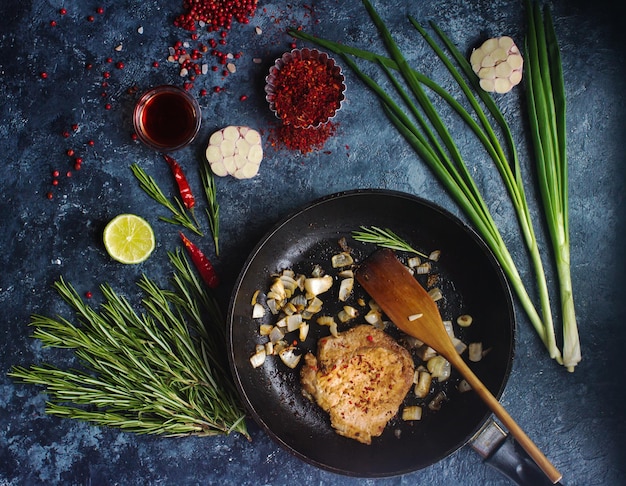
[265,48,346,129]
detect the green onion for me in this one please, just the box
[525,0,580,371]
[290,0,564,364]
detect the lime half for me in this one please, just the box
[103,214,155,264]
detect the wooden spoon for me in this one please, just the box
[355,248,562,484]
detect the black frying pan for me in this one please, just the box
[227,189,515,477]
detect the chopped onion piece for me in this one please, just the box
[458,379,472,393]
[316,316,335,327]
[452,337,468,355]
[415,262,431,274]
[368,300,381,311]
[428,287,443,302]
[428,391,447,411]
[407,256,422,268]
[279,346,301,369]
[337,305,358,323]
[468,342,483,362]
[266,298,279,315]
[408,313,423,321]
[269,278,286,303]
[269,326,285,344]
[304,275,333,297]
[259,324,273,336]
[338,269,354,279]
[402,405,423,421]
[417,345,438,361]
[457,314,473,327]
[305,296,323,315]
[414,371,432,398]
[251,289,260,306]
[427,355,451,382]
[442,320,454,338]
[338,277,354,302]
[286,314,303,332]
[364,309,383,327]
[289,294,307,310]
[250,350,266,368]
[252,303,265,318]
[299,323,309,341]
[264,341,274,356]
[331,252,354,268]
[428,249,441,261]
[329,320,338,337]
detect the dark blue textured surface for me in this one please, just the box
[1,1,625,484]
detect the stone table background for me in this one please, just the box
[1,0,625,484]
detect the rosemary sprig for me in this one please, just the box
[9,249,248,438]
[200,158,220,256]
[130,163,203,237]
[352,226,429,258]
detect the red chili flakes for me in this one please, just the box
[269,122,338,155]
[271,57,343,128]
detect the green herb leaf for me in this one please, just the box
[9,250,247,438]
[130,163,203,237]
[200,158,220,256]
[352,226,429,258]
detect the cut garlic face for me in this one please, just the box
[470,36,524,94]
[206,126,263,179]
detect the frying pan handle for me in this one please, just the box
[471,420,564,485]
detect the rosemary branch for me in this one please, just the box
[199,158,220,256]
[130,163,203,237]
[352,226,429,258]
[9,249,248,438]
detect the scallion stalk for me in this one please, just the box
[291,0,565,363]
[525,0,580,371]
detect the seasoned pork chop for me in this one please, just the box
[300,325,414,444]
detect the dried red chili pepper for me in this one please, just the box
[163,154,195,210]
[180,232,219,289]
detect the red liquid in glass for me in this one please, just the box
[140,91,197,148]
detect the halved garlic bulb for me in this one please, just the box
[206,126,263,179]
[470,36,524,94]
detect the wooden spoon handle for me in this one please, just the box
[448,353,562,483]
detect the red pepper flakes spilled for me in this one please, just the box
[268,122,338,155]
[272,57,343,128]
